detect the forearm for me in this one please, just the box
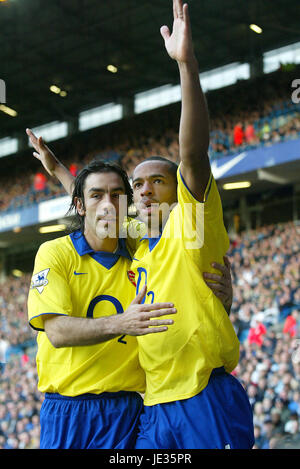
[44,314,121,348]
[178,58,210,168]
[53,162,75,196]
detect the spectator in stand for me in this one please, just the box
[284,413,300,435]
[244,120,257,145]
[33,172,47,192]
[69,162,79,177]
[283,309,299,338]
[0,333,9,374]
[253,424,269,449]
[288,390,300,416]
[260,121,271,143]
[233,121,244,146]
[248,317,267,347]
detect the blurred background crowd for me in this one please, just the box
[0,220,299,449]
[0,64,299,450]
[0,66,299,214]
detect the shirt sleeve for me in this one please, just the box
[27,242,72,331]
[175,163,229,270]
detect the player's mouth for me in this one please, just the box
[140,199,158,213]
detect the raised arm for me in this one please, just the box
[26,128,75,196]
[160,1,210,201]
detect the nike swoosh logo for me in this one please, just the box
[211,152,247,179]
[74,271,88,275]
[133,258,139,261]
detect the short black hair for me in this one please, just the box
[67,159,133,234]
[141,156,178,184]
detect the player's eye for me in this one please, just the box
[134,182,142,189]
[154,179,163,184]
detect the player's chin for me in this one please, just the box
[136,208,150,224]
[96,220,119,239]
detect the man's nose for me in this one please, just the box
[100,194,116,213]
[140,181,152,196]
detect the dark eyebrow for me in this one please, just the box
[132,174,166,184]
[88,187,125,193]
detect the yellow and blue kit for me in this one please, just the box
[131,165,254,449]
[27,231,145,449]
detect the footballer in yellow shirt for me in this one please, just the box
[27,160,176,449]
[131,164,238,406]
[130,0,254,449]
[28,233,145,397]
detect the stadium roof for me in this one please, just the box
[1,0,300,140]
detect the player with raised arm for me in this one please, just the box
[129,0,254,449]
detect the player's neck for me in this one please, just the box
[145,220,161,238]
[146,216,169,238]
[84,230,119,253]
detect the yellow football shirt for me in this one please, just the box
[27,231,145,396]
[131,165,240,406]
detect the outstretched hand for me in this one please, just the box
[26,128,58,176]
[119,285,177,336]
[160,0,195,64]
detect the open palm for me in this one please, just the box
[26,128,58,176]
[160,1,195,63]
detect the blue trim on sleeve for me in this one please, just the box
[148,236,161,252]
[29,312,69,332]
[179,167,212,203]
[140,232,162,252]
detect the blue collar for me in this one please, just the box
[140,232,162,252]
[70,230,131,269]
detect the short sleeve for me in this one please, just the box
[27,242,72,331]
[173,163,229,268]
[177,164,223,221]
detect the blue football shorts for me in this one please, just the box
[135,367,254,449]
[40,391,144,449]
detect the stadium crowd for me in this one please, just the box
[0,66,299,214]
[0,63,299,449]
[0,220,299,449]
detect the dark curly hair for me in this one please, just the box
[67,159,133,234]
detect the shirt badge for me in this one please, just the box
[127,270,136,287]
[30,268,50,294]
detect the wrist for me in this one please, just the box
[52,160,67,178]
[105,314,123,336]
[177,55,198,72]
[53,160,63,174]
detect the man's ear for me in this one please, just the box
[75,197,85,216]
